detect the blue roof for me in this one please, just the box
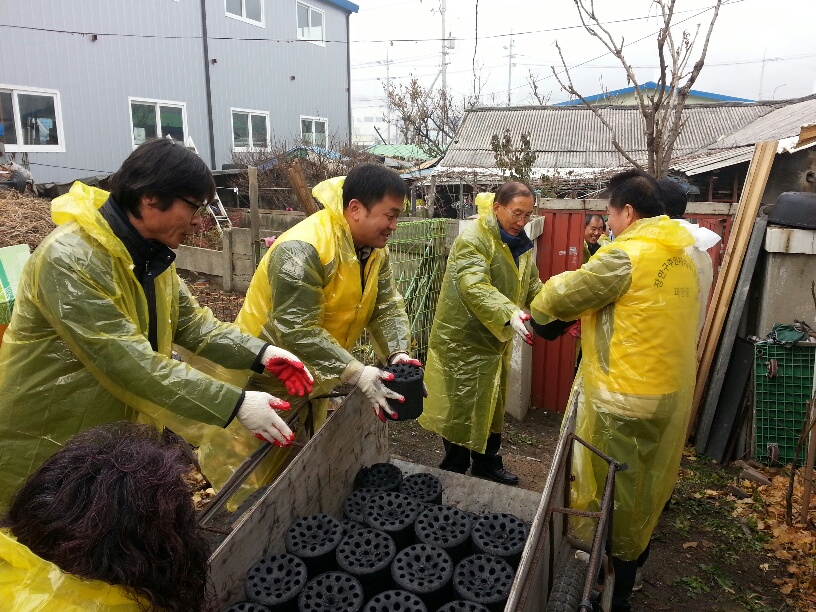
[326,0,359,13]
[554,81,753,105]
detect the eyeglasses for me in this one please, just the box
[177,195,208,217]
[502,208,533,222]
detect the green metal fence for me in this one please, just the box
[352,219,449,366]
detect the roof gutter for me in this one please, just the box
[346,13,352,145]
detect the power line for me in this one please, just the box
[480,0,743,100]
[0,1,745,46]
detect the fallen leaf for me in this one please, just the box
[683,541,698,549]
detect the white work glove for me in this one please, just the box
[510,310,533,346]
[341,360,404,423]
[262,346,314,397]
[236,391,295,447]
[388,352,423,368]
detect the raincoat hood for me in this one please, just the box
[312,176,347,220]
[51,182,131,264]
[475,192,495,218]
[614,215,694,251]
[0,530,143,610]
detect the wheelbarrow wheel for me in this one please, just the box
[546,554,588,612]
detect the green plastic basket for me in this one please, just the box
[753,342,816,466]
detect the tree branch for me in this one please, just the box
[551,41,643,170]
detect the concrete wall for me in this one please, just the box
[756,227,816,335]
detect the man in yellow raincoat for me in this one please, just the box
[236,163,414,460]
[0,138,313,511]
[418,181,542,485]
[531,169,698,612]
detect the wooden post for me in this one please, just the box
[689,141,777,437]
[427,176,437,218]
[222,229,234,292]
[286,158,320,216]
[801,368,816,523]
[248,166,260,266]
[410,185,416,216]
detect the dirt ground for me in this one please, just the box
[390,410,800,612]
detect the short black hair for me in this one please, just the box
[606,169,663,218]
[109,138,216,219]
[342,163,408,210]
[657,178,687,219]
[585,214,604,227]
[495,181,533,206]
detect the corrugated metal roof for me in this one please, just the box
[366,144,432,160]
[671,146,755,175]
[441,102,777,171]
[554,81,754,105]
[707,97,816,149]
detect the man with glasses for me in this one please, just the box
[418,181,543,485]
[237,163,415,462]
[0,138,314,511]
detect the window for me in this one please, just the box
[0,85,65,152]
[297,2,324,44]
[231,108,269,150]
[129,98,187,147]
[226,0,264,26]
[300,116,327,147]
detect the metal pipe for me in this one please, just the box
[199,0,217,169]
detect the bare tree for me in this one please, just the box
[384,78,472,157]
[526,69,551,106]
[490,128,536,183]
[552,0,722,178]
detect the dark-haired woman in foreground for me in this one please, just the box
[0,422,214,611]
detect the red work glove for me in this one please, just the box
[262,346,314,396]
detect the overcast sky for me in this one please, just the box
[348,0,816,115]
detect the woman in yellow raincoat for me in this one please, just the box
[531,169,698,612]
[418,181,542,485]
[236,163,414,477]
[0,139,309,512]
[1,422,211,612]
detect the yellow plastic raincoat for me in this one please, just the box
[0,530,145,611]
[235,176,410,470]
[0,183,269,511]
[531,215,698,560]
[418,194,543,453]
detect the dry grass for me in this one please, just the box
[0,191,55,249]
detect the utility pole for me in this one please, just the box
[506,31,514,106]
[440,0,447,147]
[441,0,447,95]
[757,47,766,100]
[379,44,393,145]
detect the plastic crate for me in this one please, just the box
[753,342,816,466]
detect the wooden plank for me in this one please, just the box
[509,397,577,612]
[538,199,737,216]
[701,337,755,462]
[689,141,777,437]
[286,158,321,216]
[248,166,260,265]
[695,217,768,451]
[208,391,388,606]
